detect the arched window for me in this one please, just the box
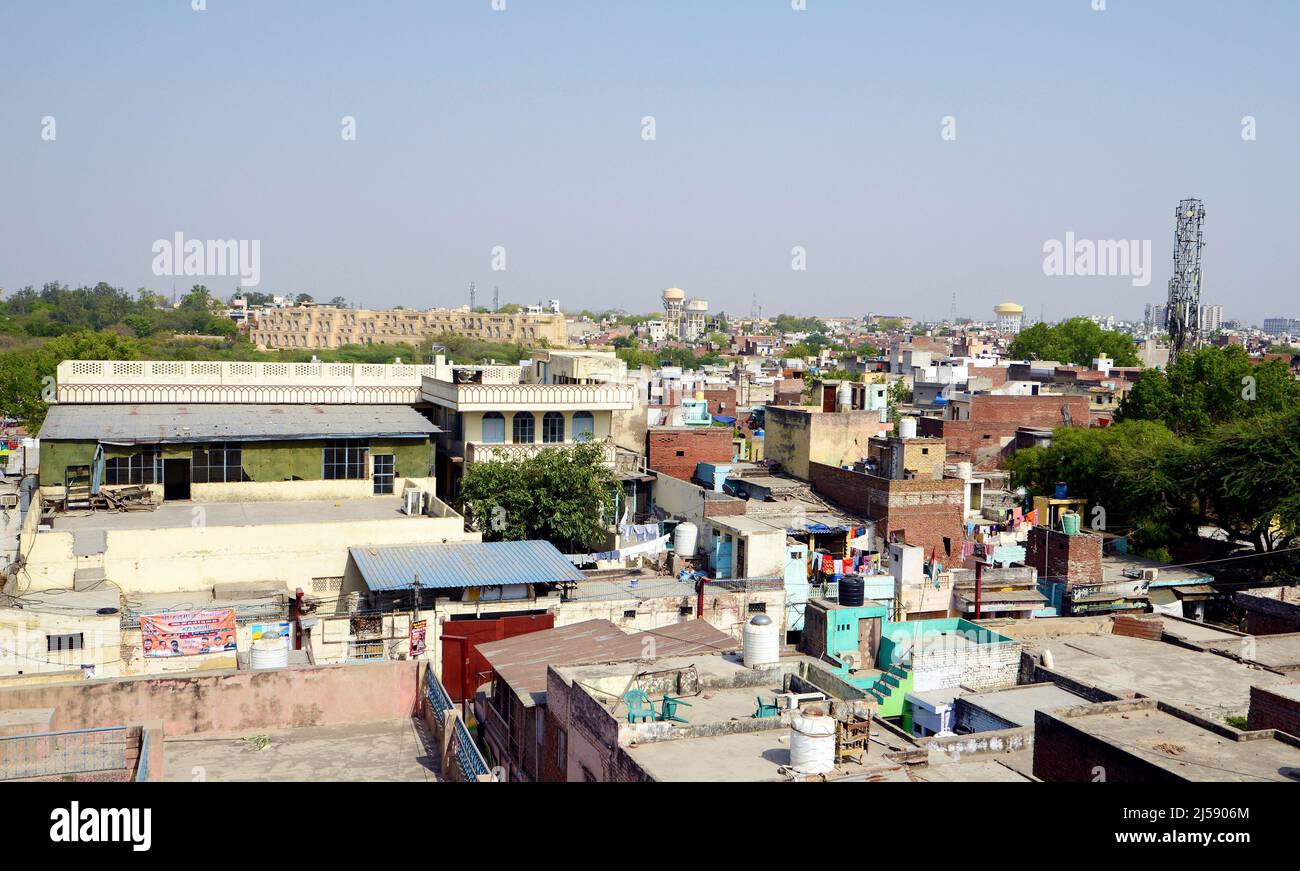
[572,411,595,442]
[481,412,505,444]
[512,412,535,444]
[542,412,565,444]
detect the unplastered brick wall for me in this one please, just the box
[1025,526,1102,591]
[646,427,734,481]
[954,698,1018,734]
[808,462,963,558]
[918,394,1091,471]
[1247,685,1300,735]
[911,640,1020,693]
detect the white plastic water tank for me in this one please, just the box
[898,417,918,439]
[957,461,973,481]
[250,637,289,670]
[673,521,699,557]
[790,713,837,774]
[836,382,853,412]
[743,614,779,668]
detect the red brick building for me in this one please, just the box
[918,393,1091,470]
[809,461,964,559]
[646,426,734,482]
[1025,525,1102,595]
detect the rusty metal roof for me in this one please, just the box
[477,619,738,705]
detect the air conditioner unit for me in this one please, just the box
[1141,568,1159,582]
[403,489,424,516]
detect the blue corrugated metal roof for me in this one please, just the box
[349,540,585,591]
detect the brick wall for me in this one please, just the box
[808,461,963,559]
[1112,613,1163,641]
[1247,685,1300,736]
[1025,526,1102,591]
[646,427,734,481]
[954,698,1018,733]
[919,394,1091,471]
[702,387,739,418]
[1032,703,1185,783]
[968,366,1009,388]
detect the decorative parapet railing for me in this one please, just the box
[422,663,495,782]
[55,360,441,404]
[422,378,636,411]
[465,439,618,466]
[0,727,128,781]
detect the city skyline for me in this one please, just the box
[2,1,1298,324]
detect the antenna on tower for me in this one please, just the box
[1166,198,1205,365]
[469,281,476,311]
[493,286,499,313]
[950,292,957,325]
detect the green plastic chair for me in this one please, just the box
[658,694,693,723]
[624,689,657,723]
[753,695,780,719]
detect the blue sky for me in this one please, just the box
[1,0,1297,323]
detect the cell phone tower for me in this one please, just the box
[1165,198,1205,366]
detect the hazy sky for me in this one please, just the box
[2,1,1297,324]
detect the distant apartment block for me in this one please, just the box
[1263,317,1300,337]
[250,304,568,350]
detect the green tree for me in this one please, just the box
[1117,345,1300,437]
[1009,318,1139,367]
[458,441,618,551]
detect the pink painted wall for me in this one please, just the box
[0,661,420,737]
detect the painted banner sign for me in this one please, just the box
[409,620,428,659]
[141,609,238,658]
[251,621,292,643]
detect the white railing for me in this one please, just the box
[422,378,637,411]
[465,440,618,466]
[58,360,439,387]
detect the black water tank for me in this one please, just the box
[839,575,865,607]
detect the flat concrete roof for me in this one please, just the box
[912,755,1035,783]
[1101,552,1211,586]
[625,728,911,783]
[1047,705,1300,782]
[50,496,425,534]
[162,719,436,782]
[1039,633,1295,719]
[958,683,1090,727]
[1159,616,1243,644]
[1205,633,1300,672]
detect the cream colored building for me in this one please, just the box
[250,304,568,350]
[421,351,645,498]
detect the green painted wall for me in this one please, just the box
[39,437,434,485]
[38,440,97,486]
[371,438,435,479]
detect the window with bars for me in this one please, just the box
[104,447,161,485]
[323,439,369,479]
[542,412,565,443]
[47,633,84,653]
[191,442,244,483]
[512,412,535,444]
[372,454,395,494]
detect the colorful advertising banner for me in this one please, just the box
[409,620,427,659]
[251,621,292,643]
[141,609,238,658]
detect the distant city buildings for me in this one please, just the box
[1263,317,1300,337]
[250,304,568,350]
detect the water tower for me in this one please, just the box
[994,302,1024,334]
[662,287,685,339]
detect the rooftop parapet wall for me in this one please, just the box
[56,360,440,404]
